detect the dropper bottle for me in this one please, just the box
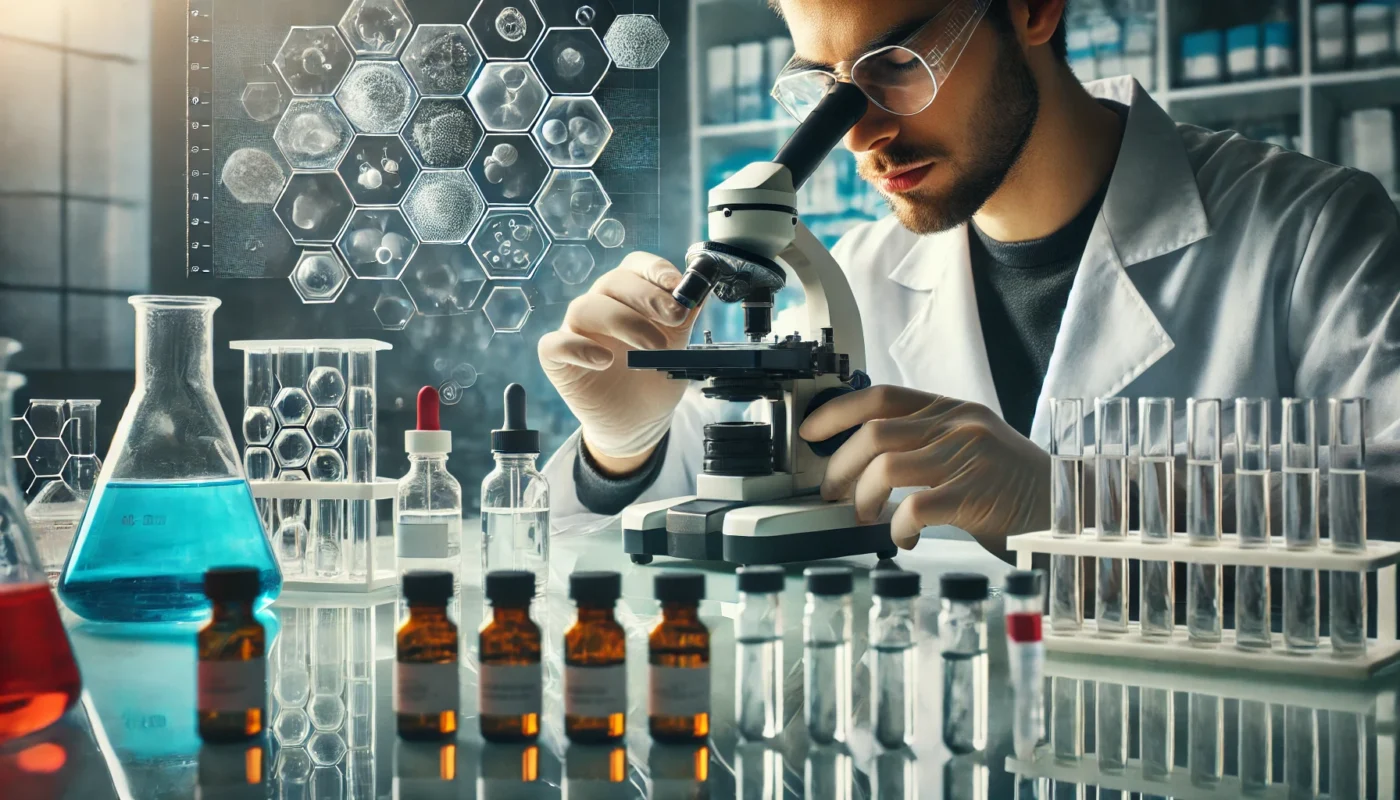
[396,387,463,586]
[480,384,550,608]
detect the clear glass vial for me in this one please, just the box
[480,384,549,605]
[396,386,463,582]
[735,566,784,741]
[803,566,853,745]
[940,572,988,755]
[1048,398,1084,634]
[1003,569,1045,761]
[1138,397,1176,639]
[870,569,919,749]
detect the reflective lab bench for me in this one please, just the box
[6,523,1396,799]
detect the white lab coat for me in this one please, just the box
[543,76,1400,540]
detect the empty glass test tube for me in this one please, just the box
[1283,398,1319,650]
[1329,398,1367,657]
[1049,398,1084,634]
[735,566,784,741]
[869,570,919,749]
[1003,570,1044,761]
[939,573,988,755]
[1186,399,1223,644]
[1235,398,1272,650]
[1095,398,1129,634]
[803,567,852,745]
[1138,398,1175,638]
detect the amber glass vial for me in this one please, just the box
[648,572,710,741]
[479,570,543,742]
[564,571,627,743]
[396,570,459,741]
[197,566,267,743]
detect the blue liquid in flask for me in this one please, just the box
[58,478,282,622]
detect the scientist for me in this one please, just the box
[537,0,1400,559]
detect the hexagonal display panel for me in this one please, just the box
[335,62,418,134]
[468,134,549,205]
[482,285,533,333]
[242,80,285,122]
[467,62,548,133]
[533,0,617,36]
[533,96,612,168]
[274,27,353,96]
[604,14,670,70]
[289,250,350,304]
[337,0,412,58]
[373,281,417,330]
[404,245,488,316]
[221,148,285,205]
[336,134,418,206]
[336,208,418,279]
[471,209,550,280]
[275,98,355,170]
[548,243,596,285]
[275,173,355,244]
[402,171,486,244]
[405,98,482,169]
[532,28,611,95]
[401,24,482,97]
[468,0,545,60]
[534,169,611,241]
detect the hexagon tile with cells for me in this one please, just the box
[534,169,612,241]
[242,78,286,122]
[221,148,285,205]
[274,98,355,170]
[532,28,612,95]
[471,209,551,280]
[403,245,488,315]
[533,96,612,167]
[604,14,670,70]
[468,134,549,205]
[401,24,482,97]
[482,285,533,333]
[405,98,482,170]
[337,208,418,279]
[338,0,412,58]
[336,134,418,206]
[335,62,418,134]
[468,0,545,60]
[549,243,596,285]
[289,250,351,303]
[275,173,355,244]
[373,281,417,330]
[533,0,617,35]
[467,62,548,133]
[402,171,486,244]
[274,27,353,96]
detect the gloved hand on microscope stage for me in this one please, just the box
[800,386,1051,558]
[538,252,703,474]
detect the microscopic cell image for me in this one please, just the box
[274,98,355,170]
[274,27,353,96]
[336,134,418,206]
[338,0,413,58]
[402,171,486,244]
[533,169,611,241]
[532,96,612,167]
[335,62,418,134]
[604,14,670,70]
[533,0,617,36]
[401,24,482,96]
[404,98,482,169]
[531,27,611,95]
[467,62,548,133]
[468,134,550,205]
[221,148,286,204]
[469,208,551,280]
[468,0,545,60]
[373,281,417,330]
[548,243,596,285]
[242,80,286,122]
[403,245,488,316]
[289,250,351,304]
[336,208,419,280]
[275,173,355,245]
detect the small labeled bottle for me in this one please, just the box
[649,572,710,742]
[197,566,267,743]
[870,569,920,749]
[940,572,989,755]
[396,387,463,580]
[1004,570,1046,761]
[396,570,459,741]
[803,566,853,745]
[481,384,550,606]
[564,571,626,743]
[735,566,784,741]
[479,570,542,743]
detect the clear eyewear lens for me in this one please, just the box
[850,45,937,116]
[772,70,837,122]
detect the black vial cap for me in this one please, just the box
[492,383,540,454]
[804,566,853,597]
[486,570,536,606]
[736,565,785,594]
[941,572,990,602]
[872,570,920,599]
[570,571,621,605]
[1004,570,1044,598]
[204,566,260,602]
[402,570,454,603]
[655,572,705,604]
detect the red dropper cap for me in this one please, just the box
[416,386,441,431]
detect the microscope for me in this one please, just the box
[622,82,898,566]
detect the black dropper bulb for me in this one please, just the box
[491,383,540,454]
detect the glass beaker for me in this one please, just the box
[0,371,84,743]
[58,296,282,622]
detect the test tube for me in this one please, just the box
[1049,399,1083,634]
[1186,399,1223,645]
[1096,680,1126,772]
[1139,687,1173,780]
[1234,398,1271,650]
[1238,699,1271,794]
[1138,398,1175,639]
[1050,677,1082,763]
[1329,398,1367,657]
[346,344,376,583]
[1285,705,1317,796]
[1004,570,1045,761]
[1282,398,1320,651]
[803,567,853,745]
[1188,692,1222,787]
[1329,710,1366,800]
[735,567,784,741]
[1094,398,1129,635]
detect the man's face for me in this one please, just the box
[779,0,1040,234]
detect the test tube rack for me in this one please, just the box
[1009,530,1400,678]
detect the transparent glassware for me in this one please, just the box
[1282,398,1320,651]
[1234,398,1272,650]
[1094,397,1128,635]
[1048,398,1083,634]
[1186,398,1223,645]
[480,385,549,606]
[802,567,853,745]
[939,575,988,755]
[1138,397,1175,639]
[396,387,463,584]
[735,567,783,742]
[869,571,918,749]
[1329,397,1368,657]
[25,399,101,583]
[59,297,282,622]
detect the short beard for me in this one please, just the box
[874,33,1041,235]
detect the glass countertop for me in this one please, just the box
[3,523,1393,799]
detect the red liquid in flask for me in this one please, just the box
[0,583,82,742]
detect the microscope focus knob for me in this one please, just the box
[805,384,866,458]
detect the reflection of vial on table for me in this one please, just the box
[1139,686,1173,780]
[1138,398,1176,638]
[1238,698,1272,793]
[648,572,711,743]
[564,571,626,743]
[1048,398,1084,634]
[1186,399,1223,645]
[1189,692,1222,786]
[1328,398,1368,657]
[1282,398,1320,651]
[1234,398,1272,650]
[735,566,784,742]
[869,570,919,749]
[396,387,463,586]
[1003,570,1044,761]
[480,384,550,608]
[1094,398,1129,634]
[197,567,267,743]
[1285,704,1318,796]
[395,571,459,742]
[803,567,853,745]
[478,570,542,743]
[939,572,988,755]
[1051,676,1082,763]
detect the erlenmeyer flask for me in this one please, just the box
[58,296,282,622]
[0,370,83,743]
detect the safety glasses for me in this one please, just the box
[770,0,993,123]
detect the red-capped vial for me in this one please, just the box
[1004,570,1045,761]
[396,387,463,583]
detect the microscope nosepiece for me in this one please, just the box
[672,251,722,309]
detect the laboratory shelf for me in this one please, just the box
[1008,529,1400,571]
[1166,73,1304,102]
[1006,753,1331,800]
[1310,63,1400,87]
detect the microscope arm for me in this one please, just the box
[775,221,867,374]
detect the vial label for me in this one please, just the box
[649,665,710,717]
[198,658,266,712]
[1357,31,1391,59]
[396,519,460,559]
[1265,45,1291,72]
[479,662,542,716]
[396,662,459,715]
[565,664,626,717]
[1317,38,1345,62]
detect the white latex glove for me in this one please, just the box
[538,252,703,460]
[799,386,1051,555]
